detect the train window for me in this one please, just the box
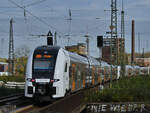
[34,60,54,70]
[65,63,67,72]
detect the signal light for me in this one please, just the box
[44,55,52,58]
[97,36,103,47]
[31,79,35,82]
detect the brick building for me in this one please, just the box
[135,58,150,67]
[102,38,125,63]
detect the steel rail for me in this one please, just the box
[0,93,24,105]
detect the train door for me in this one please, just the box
[63,51,70,94]
[64,62,69,92]
[70,63,76,92]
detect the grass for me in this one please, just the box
[0,75,25,83]
[85,75,150,102]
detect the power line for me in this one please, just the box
[7,0,65,37]
[25,0,48,7]
[0,6,17,8]
[0,0,48,8]
[7,0,93,46]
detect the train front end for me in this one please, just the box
[25,46,62,100]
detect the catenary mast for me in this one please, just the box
[8,18,15,75]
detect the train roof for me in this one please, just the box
[34,45,61,54]
[35,45,60,51]
[101,61,110,67]
[64,49,100,66]
[68,51,89,64]
[35,45,100,66]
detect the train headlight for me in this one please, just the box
[50,80,54,83]
[30,79,35,82]
[31,79,35,82]
[27,78,35,83]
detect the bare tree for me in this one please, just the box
[14,45,30,76]
[15,45,30,58]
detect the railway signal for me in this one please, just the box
[47,30,53,46]
[29,30,57,46]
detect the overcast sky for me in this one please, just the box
[0,0,150,58]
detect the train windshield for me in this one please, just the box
[32,54,57,79]
[34,59,55,70]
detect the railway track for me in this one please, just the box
[1,81,116,113]
[9,83,109,113]
[0,93,35,113]
[0,93,24,106]
[12,86,99,113]
[12,91,85,113]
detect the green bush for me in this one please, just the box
[85,75,150,102]
[0,75,25,82]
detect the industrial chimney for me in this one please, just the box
[131,20,135,64]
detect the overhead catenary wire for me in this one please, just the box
[0,6,17,8]
[7,0,102,46]
[8,0,83,45]
[0,0,48,8]
[25,0,48,7]
[7,0,66,37]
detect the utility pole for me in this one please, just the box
[142,48,145,66]
[54,32,57,46]
[67,9,72,46]
[8,18,15,76]
[138,32,140,55]
[131,20,135,65]
[146,40,148,52]
[85,34,90,56]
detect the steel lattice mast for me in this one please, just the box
[111,0,118,38]
[110,0,118,65]
[8,18,15,75]
[110,0,118,87]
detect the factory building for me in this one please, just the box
[102,38,125,63]
[65,43,87,55]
